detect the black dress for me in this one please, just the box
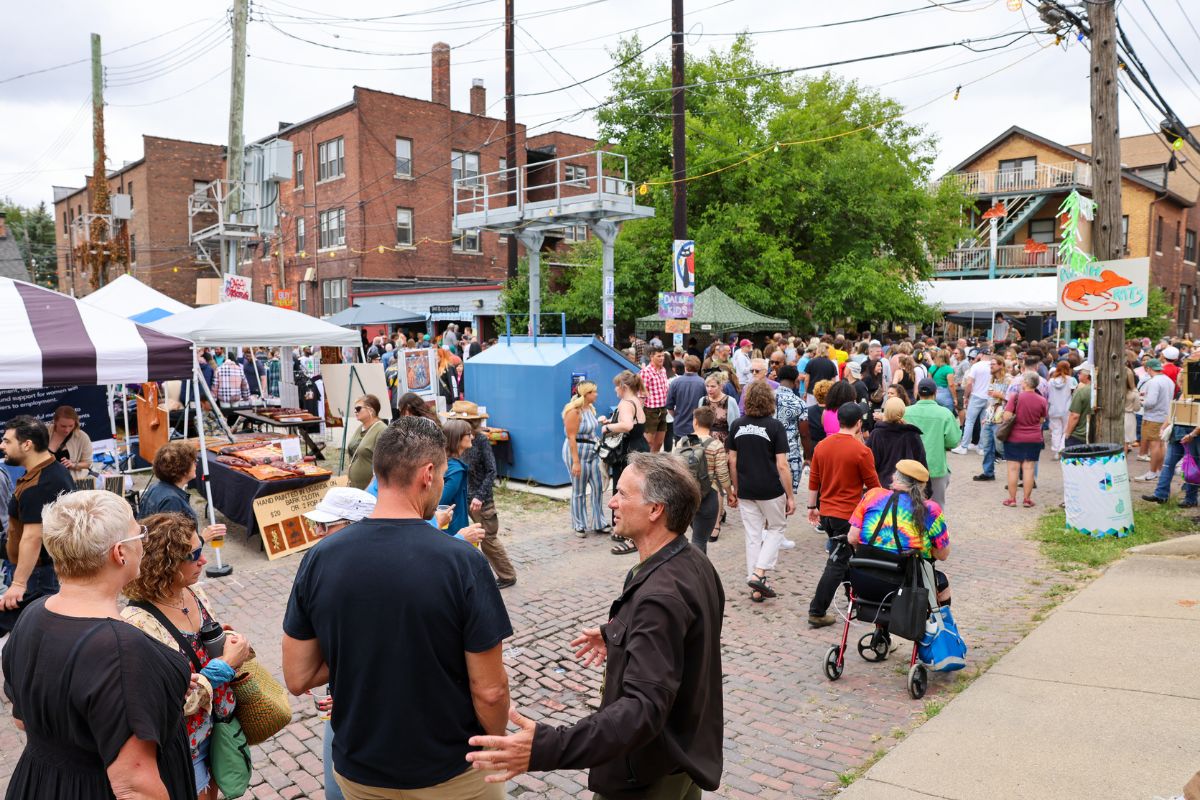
[1,599,196,800]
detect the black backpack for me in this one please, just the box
[675,434,713,497]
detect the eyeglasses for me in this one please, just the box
[751,368,766,374]
[186,545,204,562]
[116,526,147,546]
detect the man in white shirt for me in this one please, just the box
[731,338,754,386]
[1138,359,1174,481]
[952,350,995,454]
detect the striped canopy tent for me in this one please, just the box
[635,286,789,337]
[0,277,194,390]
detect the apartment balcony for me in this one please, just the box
[935,161,1091,197]
[935,244,1062,277]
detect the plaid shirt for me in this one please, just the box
[266,358,282,397]
[216,360,250,404]
[640,364,669,408]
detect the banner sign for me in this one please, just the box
[1055,191,1149,321]
[664,318,691,334]
[252,476,344,560]
[0,385,113,442]
[274,289,295,309]
[221,274,253,303]
[658,292,694,319]
[673,240,695,293]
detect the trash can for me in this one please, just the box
[1060,443,1135,538]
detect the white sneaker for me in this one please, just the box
[967,444,980,451]
[1137,471,1159,481]
[1136,455,1151,462]
[951,446,968,455]
[780,539,796,550]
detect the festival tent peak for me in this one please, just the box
[918,277,1057,314]
[80,274,191,324]
[324,301,427,327]
[635,286,789,336]
[0,277,194,390]
[149,298,361,347]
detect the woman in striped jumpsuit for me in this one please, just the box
[562,381,607,536]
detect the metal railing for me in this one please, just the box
[935,244,1063,274]
[935,161,1091,196]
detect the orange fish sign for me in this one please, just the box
[1057,257,1149,321]
[981,202,1007,220]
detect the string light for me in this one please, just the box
[953,84,961,100]
[1006,0,1021,10]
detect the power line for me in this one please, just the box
[688,0,986,37]
[1133,0,1200,89]
[1120,6,1200,105]
[105,30,233,88]
[1174,0,1200,47]
[108,68,231,108]
[258,8,502,57]
[105,17,230,74]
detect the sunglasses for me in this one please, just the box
[186,544,204,562]
[354,405,365,413]
[116,525,147,546]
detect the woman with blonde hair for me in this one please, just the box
[47,405,93,483]
[600,370,648,555]
[562,381,607,536]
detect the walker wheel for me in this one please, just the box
[823,645,844,681]
[908,663,928,699]
[857,632,889,662]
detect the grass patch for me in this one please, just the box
[922,699,945,719]
[837,748,888,787]
[1030,500,1194,572]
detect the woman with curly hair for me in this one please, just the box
[122,514,253,800]
[139,441,226,543]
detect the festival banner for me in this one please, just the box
[1054,190,1149,322]
[658,292,694,319]
[672,240,695,293]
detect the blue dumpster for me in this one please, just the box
[465,327,634,486]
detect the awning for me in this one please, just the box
[80,274,191,323]
[324,301,428,326]
[635,286,789,335]
[149,298,361,346]
[918,277,1057,314]
[0,277,194,389]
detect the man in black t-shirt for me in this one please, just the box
[0,416,75,635]
[804,343,839,387]
[282,417,512,799]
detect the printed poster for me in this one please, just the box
[673,239,695,293]
[252,475,345,560]
[1057,258,1149,322]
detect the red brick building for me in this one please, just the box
[52,136,225,303]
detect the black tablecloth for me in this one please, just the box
[196,456,329,539]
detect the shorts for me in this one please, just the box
[193,735,212,793]
[1004,440,1043,463]
[1141,420,1164,441]
[643,406,668,433]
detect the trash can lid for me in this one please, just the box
[1061,443,1123,460]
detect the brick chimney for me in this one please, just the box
[0,211,7,239]
[470,78,486,115]
[431,42,451,106]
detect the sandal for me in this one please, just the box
[594,526,613,535]
[1002,498,1017,507]
[1023,498,1036,508]
[611,538,638,556]
[750,590,764,603]
[747,576,777,598]
[709,525,721,542]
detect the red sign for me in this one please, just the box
[274,289,295,309]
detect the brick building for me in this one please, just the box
[937,125,1199,337]
[52,136,225,303]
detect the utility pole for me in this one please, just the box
[670,0,686,241]
[1088,0,1124,443]
[505,0,518,282]
[223,0,249,275]
[89,32,112,290]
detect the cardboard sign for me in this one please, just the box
[673,239,695,293]
[221,274,253,303]
[274,289,295,309]
[658,292,694,319]
[664,318,691,334]
[252,475,344,560]
[1057,256,1149,322]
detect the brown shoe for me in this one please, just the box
[808,613,837,628]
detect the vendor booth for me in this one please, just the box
[465,322,634,486]
[918,277,1057,314]
[634,286,789,338]
[79,274,191,324]
[324,301,428,327]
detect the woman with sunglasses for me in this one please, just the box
[2,492,197,800]
[345,394,385,490]
[122,513,253,800]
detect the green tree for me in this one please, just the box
[501,36,965,333]
[0,198,59,289]
[1124,286,1173,341]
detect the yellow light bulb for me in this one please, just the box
[638,183,649,196]
[378,245,385,254]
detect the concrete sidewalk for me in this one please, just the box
[839,534,1200,800]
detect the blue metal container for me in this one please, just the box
[465,318,633,486]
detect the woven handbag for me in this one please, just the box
[231,656,292,745]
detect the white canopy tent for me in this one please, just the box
[918,277,1057,314]
[149,299,361,346]
[80,274,191,324]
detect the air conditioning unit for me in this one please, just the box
[263,139,294,182]
[110,194,132,220]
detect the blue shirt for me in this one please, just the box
[439,458,471,536]
[139,481,198,525]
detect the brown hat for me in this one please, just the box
[447,400,488,420]
[895,459,929,483]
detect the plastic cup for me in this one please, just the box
[436,505,452,530]
[210,534,225,550]
[312,686,331,721]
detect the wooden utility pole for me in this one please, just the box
[223,0,249,275]
[670,0,687,241]
[88,32,111,290]
[1088,0,1125,443]
[505,0,518,281]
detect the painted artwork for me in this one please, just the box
[405,350,432,393]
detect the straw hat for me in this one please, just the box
[447,400,488,420]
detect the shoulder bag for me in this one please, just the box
[129,600,252,799]
[865,494,932,642]
[995,391,1019,443]
[597,401,630,466]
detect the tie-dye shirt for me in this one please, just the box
[849,488,948,557]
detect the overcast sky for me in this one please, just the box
[2,0,1198,209]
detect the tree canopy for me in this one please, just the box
[503,36,964,332]
[0,198,58,289]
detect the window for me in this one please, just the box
[192,180,209,199]
[299,281,308,314]
[395,207,413,246]
[322,278,348,315]
[1186,229,1197,263]
[317,137,345,182]
[1028,218,1056,245]
[1122,215,1129,252]
[563,224,587,242]
[565,164,589,186]
[318,207,345,249]
[998,157,1036,189]
[395,137,412,177]
[127,181,134,208]
[265,284,274,304]
[1180,284,1193,325]
[295,217,306,253]
[1176,220,1182,249]
[452,228,480,253]
[294,151,305,187]
[499,157,507,173]
[129,234,136,263]
[451,150,480,186]
[63,212,68,234]
[1156,215,1164,253]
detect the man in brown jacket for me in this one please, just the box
[465,452,725,799]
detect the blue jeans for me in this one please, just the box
[1152,426,1198,505]
[958,395,988,448]
[323,720,345,799]
[980,421,997,477]
[935,387,956,416]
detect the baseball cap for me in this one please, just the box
[739,338,752,348]
[845,361,863,377]
[1074,363,1092,374]
[917,377,937,396]
[304,487,377,524]
[1145,358,1163,370]
[1163,346,1180,361]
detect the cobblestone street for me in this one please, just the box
[1,452,1063,798]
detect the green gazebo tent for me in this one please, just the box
[635,286,789,337]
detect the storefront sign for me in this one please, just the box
[658,292,694,319]
[664,318,691,334]
[430,304,460,314]
[253,476,345,560]
[673,239,695,293]
[221,274,253,302]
